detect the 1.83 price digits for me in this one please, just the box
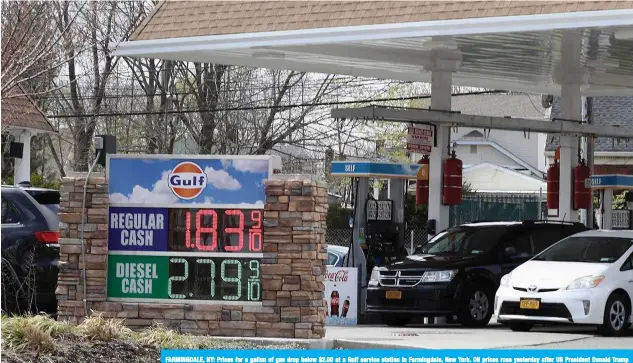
[167,257,260,301]
[169,209,263,252]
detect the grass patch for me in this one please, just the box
[76,313,133,341]
[1,314,59,353]
[1,314,303,357]
[134,325,203,349]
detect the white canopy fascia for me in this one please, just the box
[115,9,633,55]
[113,8,633,97]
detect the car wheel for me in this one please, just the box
[458,284,493,327]
[599,293,631,337]
[383,316,412,327]
[508,322,533,332]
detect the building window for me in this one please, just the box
[470,145,478,154]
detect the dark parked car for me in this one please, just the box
[1,185,60,315]
[366,220,588,327]
[19,184,61,215]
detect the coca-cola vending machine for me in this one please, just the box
[324,267,358,326]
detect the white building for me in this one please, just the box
[410,93,548,194]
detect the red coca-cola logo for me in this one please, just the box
[324,269,349,282]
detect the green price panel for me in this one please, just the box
[107,255,261,302]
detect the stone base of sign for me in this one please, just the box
[56,176,327,339]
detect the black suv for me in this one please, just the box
[366,221,588,327]
[1,185,60,316]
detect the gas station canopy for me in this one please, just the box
[330,161,422,180]
[114,1,633,234]
[115,2,633,96]
[591,174,633,189]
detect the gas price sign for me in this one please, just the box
[168,209,263,253]
[107,254,261,301]
[167,257,260,301]
[107,156,271,304]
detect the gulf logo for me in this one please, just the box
[168,162,207,200]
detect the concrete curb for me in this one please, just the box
[210,334,594,350]
[332,339,427,350]
[211,336,335,349]
[212,336,428,350]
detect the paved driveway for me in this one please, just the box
[326,320,633,349]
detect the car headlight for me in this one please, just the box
[368,267,381,287]
[566,275,605,290]
[421,270,457,282]
[500,274,511,288]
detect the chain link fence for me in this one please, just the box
[326,228,428,253]
[326,193,544,253]
[450,193,542,226]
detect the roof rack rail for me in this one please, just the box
[522,220,584,226]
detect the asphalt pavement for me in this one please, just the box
[326,319,633,349]
[211,319,632,350]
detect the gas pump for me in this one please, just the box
[364,197,407,279]
[331,160,423,320]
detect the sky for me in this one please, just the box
[108,157,269,206]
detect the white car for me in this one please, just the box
[495,229,633,336]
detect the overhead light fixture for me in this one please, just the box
[422,36,458,50]
[614,29,633,40]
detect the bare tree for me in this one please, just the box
[0,1,78,99]
[53,1,145,171]
[5,1,418,183]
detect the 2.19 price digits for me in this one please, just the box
[167,257,261,301]
[177,209,262,252]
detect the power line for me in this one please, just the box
[48,90,505,119]
[35,79,408,101]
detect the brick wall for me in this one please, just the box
[56,175,327,339]
[56,175,108,318]
[262,179,328,339]
[594,164,633,175]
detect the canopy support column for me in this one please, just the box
[601,189,614,230]
[428,70,452,241]
[427,50,460,325]
[558,85,580,223]
[557,31,584,224]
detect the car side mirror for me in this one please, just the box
[504,246,517,257]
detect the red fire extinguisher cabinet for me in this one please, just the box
[547,161,560,210]
[443,152,462,205]
[574,160,591,210]
[416,156,430,205]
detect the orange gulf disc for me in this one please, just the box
[170,162,206,199]
[172,187,201,199]
[173,163,203,174]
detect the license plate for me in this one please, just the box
[519,298,540,310]
[385,290,402,299]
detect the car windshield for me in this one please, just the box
[415,227,506,255]
[533,236,633,263]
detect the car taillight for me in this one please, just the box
[34,231,59,244]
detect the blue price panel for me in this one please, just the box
[161,349,633,363]
[108,207,169,252]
